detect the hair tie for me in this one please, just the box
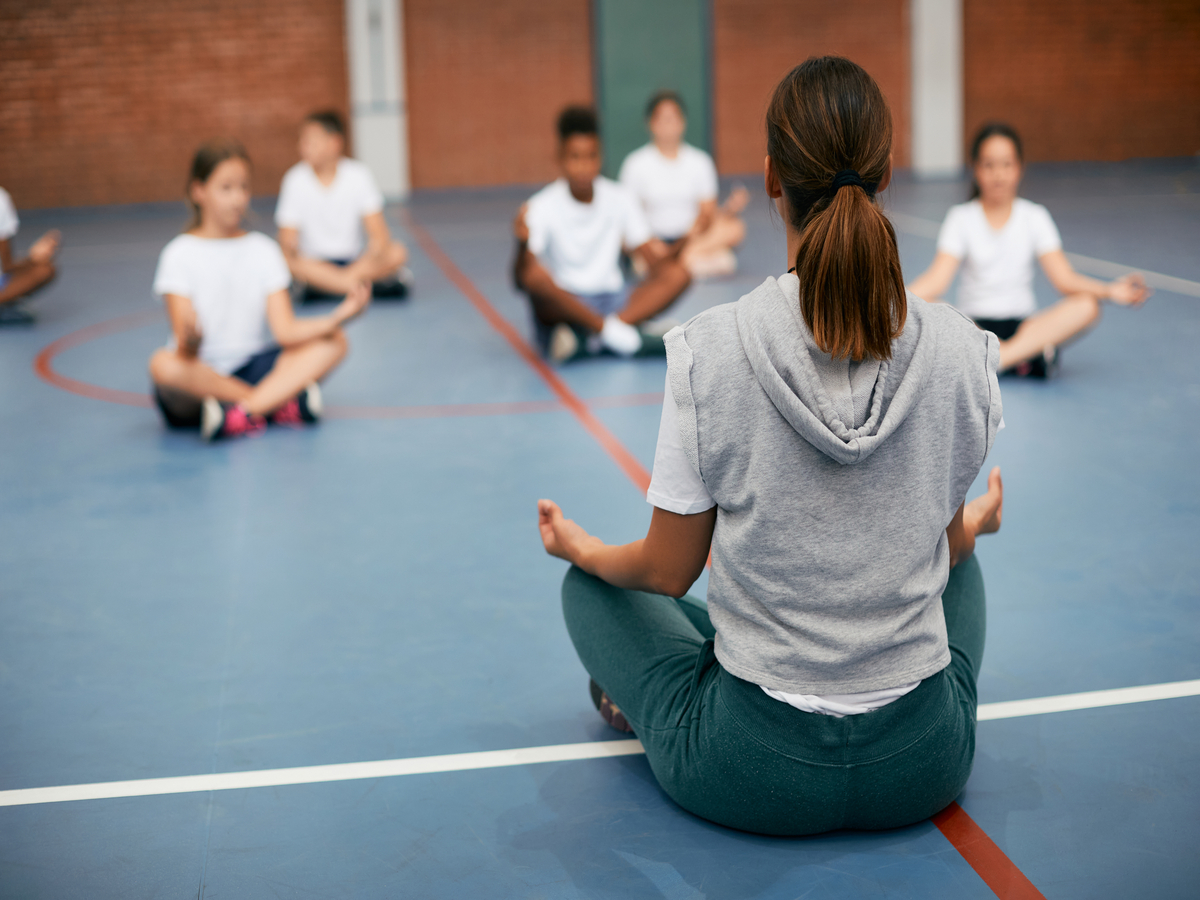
[829,169,875,197]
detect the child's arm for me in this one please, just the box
[362,212,393,255]
[538,500,716,598]
[265,283,370,347]
[163,294,203,358]
[277,227,302,263]
[1039,250,1151,306]
[907,252,960,301]
[0,238,11,274]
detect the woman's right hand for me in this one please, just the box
[948,467,1003,568]
[965,467,1003,537]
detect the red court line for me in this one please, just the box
[32,311,661,422]
[33,310,159,408]
[401,209,653,493]
[933,803,1047,900]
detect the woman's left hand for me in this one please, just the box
[538,499,603,567]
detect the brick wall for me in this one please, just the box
[0,0,348,209]
[964,0,1200,161]
[711,0,911,175]
[405,0,593,190]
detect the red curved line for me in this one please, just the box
[33,310,160,408]
[32,310,661,425]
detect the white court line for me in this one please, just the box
[976,678,1200,721]
[2,679,1197,809]
[887,210,1200,298]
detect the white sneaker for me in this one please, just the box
[599,315,643,357]
[548,324,580,362]
[200,397,224,441]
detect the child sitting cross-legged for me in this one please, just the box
[513,106,691,362]
[0,185,60,326]
[149,140,370,441]
[275,111,411,302]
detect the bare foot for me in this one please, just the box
[965,467,1003,536]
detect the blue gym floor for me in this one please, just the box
[1,159,1198,898]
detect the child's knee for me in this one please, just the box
[148,348,181,384]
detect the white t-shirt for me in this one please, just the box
[619,143,719,239]
[525,177,652,295]
[153,232,291,375]
[936,197,1062,319]
[0,187,19,241]
[275,158,384,261]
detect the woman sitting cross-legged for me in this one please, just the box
[537,56,1005,836]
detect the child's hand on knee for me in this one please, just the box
[335,281,371,324]
[30,230,61,264]
[1107,273,1151,306]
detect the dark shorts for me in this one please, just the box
[972,317,1024,341]
[152,346,281,429]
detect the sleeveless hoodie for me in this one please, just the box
[665,274,1002,694]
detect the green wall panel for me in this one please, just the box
[593,0,711,179]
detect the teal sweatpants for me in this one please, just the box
[561,555,986,836]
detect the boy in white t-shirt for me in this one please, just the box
[275,111,410,302]
[909,123,1149,376]
[0,186,61,326]
[513,106,691,362]
[619,91,748,279]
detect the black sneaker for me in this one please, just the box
[297,382,322,422]
[0,303,35,326]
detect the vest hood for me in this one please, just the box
[735,274,935,465]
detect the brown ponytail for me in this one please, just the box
[766,57,905,361]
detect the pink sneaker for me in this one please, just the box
[271,398,304,427]
[201,398,266,441]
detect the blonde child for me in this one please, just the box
[149,140,369,441]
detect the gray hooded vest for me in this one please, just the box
[665,274,1002,694]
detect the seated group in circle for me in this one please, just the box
[147,111,409,441]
